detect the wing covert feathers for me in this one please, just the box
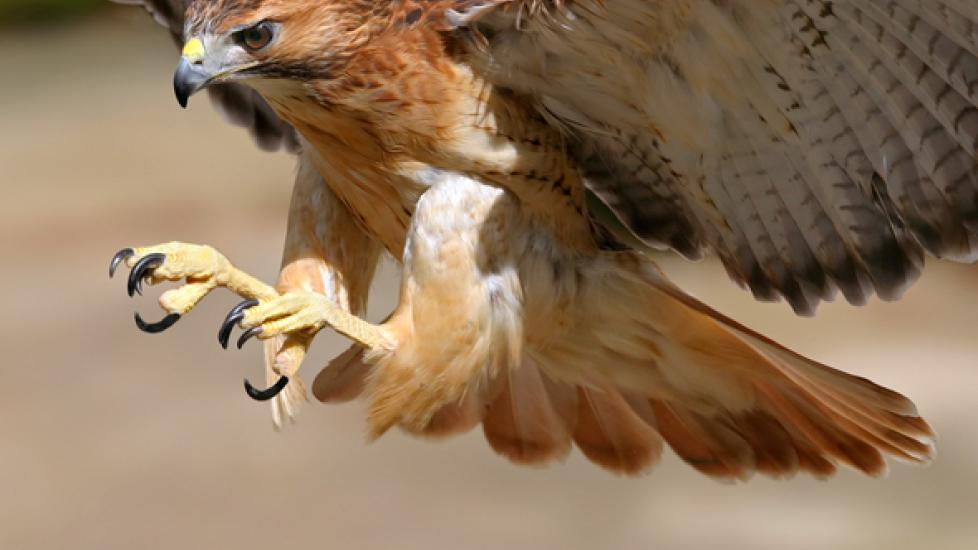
[466,0,978,314]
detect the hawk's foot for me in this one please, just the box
[110,242,279,335]
[111,243,392,403]
[217,292,393,402]
[110,242,285,400]
[220,291,393,353]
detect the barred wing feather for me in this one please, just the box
[466,0,978,314]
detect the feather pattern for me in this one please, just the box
[465,0,978,313]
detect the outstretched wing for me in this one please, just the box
[461,0,978,314]
[112,0,301,153]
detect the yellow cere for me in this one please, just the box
[181,38,205,62]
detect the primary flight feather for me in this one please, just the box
[108,0,976,479]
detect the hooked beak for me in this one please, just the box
[173,38,211,108]
[174,58,211,108]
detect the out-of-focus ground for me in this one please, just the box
[1,10,977,550]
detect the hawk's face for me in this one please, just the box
[174,0,389,107]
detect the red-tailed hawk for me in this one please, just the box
[109,0,977,479]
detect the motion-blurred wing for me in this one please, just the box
[462,0,978,314]
[112,0,300,153]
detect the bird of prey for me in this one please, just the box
[109,0,977,479]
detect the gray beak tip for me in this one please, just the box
[173,57,208,109]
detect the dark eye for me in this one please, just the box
[238,22,274,51]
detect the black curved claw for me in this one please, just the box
[134,312,181,334]
[127,253,166,297]
[218,299,259,349]
[236,326,263,350]
[110,248,134,278]
[244,376,290,402]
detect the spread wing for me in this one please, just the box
[461,0,978,314]
[113,0,301,153]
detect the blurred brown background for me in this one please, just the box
[1,4,977,549]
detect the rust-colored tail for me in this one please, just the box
[313,274,933,480]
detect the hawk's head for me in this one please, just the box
[173,0,394,107]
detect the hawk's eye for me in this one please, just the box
[238,22,274,51]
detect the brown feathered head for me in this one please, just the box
[173,0,404,107]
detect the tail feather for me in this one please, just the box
[312,344,369,404]
[483,360,573,464]
[539,372,580,433]
[824,410,930,464]
[756,383,888,476]
[739,339,935,464]
[649,399,756,480]
[572,386,663,475]
[779,425,840,478]
[313,344,486,437]
[722,314,936,464]
[745,334,921,417]
[420,389,486,438]
[652,279,934,473]
[725,410,800,478]
[786,378,935,462]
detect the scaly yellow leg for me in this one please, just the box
[234,291,391,350]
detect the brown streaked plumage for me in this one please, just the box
[108,0,978,479]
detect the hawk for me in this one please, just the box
[109,0,978,479]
